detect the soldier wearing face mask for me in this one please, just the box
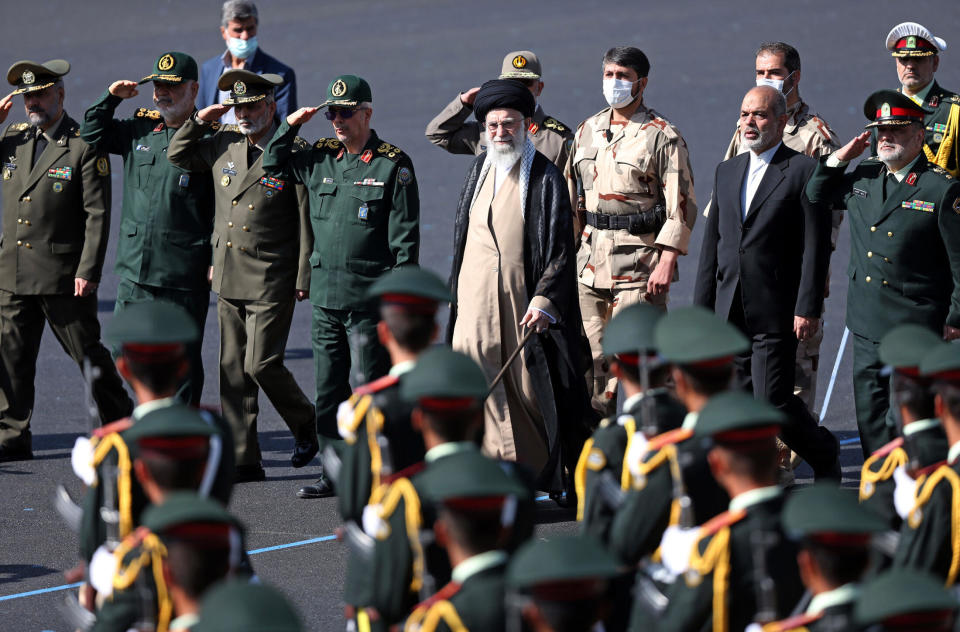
[565,46,697,418]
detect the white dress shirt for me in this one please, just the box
[741,142,781,219]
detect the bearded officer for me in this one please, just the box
[565,46,697,418]
[263,74,419,498]
[425,50,573,170]
[168,69,317,483]
[80,52,215,405]
[0,59,133,461]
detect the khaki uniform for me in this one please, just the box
[0,115,132,448]
[717,100,841,412]
[565,104,697,415]
[425,96,572,170]
[168,117,315,466]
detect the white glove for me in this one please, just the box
[893,464,919,520]
[71,436,97,486]
[88,545,117,597]
[362,504,389,539]
[659,525,700,575]
[337,400,357,442]
[625,430,650,484]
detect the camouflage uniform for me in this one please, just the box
[565,103,697,416]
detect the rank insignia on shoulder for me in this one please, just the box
[95,156,110,176]
[543,117,568,132]
[901,200,934,212]
[47,166,72,181]
[259,176,285,191]
[10,122,29,132]
[135,108,161,120]
[397,167,412,187]
[376,142,403,160]
[853,187,868,197]
[361,149,373,164]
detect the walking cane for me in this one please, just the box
[485,326,537,399]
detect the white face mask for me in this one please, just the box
[756,71,795,97]
[603,78,638,108]
[227,36,258,60]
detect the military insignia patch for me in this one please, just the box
[135,144,150,152]
[259,176,285,191]
[178,174,190,188]
[47,166,73,181]
[934,134,943,143]
[586,448,606,471]
[881,103,891,117]
[21,70,34,85]
[221,174,231,187]
[233,81,246,95]
[331,79,347,97]
[358,203,369,220]
[52,181,63,192]
[322,177,335,184]
[397,167,412,187]
[901,200,934,212]
[907,36,917,49]
[528,122,539,134]
[361,149,373,163]
[512,55,527,69]
[95,157,109,176]
[906,172,918,186]
[853,187,868,198]
[158,54,175,71]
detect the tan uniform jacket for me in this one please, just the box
[565,104,697,289]
[168,117,310,301]
[0,115,110,294]
[425,95,572,170]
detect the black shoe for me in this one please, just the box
[291,439,319,468]
[297,473,335,499]
[234,463,266,483]
[0,443,33,463]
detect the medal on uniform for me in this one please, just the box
[179,174,190,188]
[358,203,369,220]
[52,181,63,192]
[221,175,231,187]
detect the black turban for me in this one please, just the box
[473,79,536,122]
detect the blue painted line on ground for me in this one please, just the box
[246,534,337,555]
[0,582,83,602]
[839,437,860,446]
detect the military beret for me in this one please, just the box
[103,302,199,347]
[879,324,943,374]
[124,403,216,458]
[783,483,887,543]
[420,450,530,509]
[854,570,957,626]
[886,22,947,57]
[507,534,620,599]
[500,50,542,80]
[141,492,240,537]
[6,59,69,94]
[863,89,929,128]
[653,306,749,366]
[195,580,302,632]
[366,265,451,312]
[219,69,283,106]
[693,391,785,442]
[473,79,536,122]
[401,346,487,407]
[601,302,664,360]
[139,51,198,85]
[322,74,371,108]
[920,341,960,381]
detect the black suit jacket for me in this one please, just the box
[694,143,831,334]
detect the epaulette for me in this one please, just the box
[9,122,29,132]
[355,374,399,396]
[215,122,235,132]
[314,137,342,152]
[762,611,822,632]
[950,94,960,104]
[376,141,406,162]
[93,417,133,439]
[872,436,905,459]
[929,164,954,180]
[542,117,569,133]
[292,135,309,150]
[647,427,693,452]
[135,108,161,120]
[699,508,747,538]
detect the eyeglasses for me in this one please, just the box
[324,107,359,121]
[485,119,521,133]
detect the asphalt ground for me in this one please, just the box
[1,1,960,629]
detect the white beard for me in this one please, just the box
[488,129,526,171]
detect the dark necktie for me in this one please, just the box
[32,128,47,167]
[882,171,895,202]
[248,143,262,167]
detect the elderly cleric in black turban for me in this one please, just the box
[472,79,536,122]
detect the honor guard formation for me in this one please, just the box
[5,2,960,629]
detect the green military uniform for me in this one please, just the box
[758,484,887,632]
[402,451,532,632]
[630,393,803,632]
[0,59,132,458]
[505,534,621,632]
[79,52,215,405]
[424,50,573,170]
[194,579,302,632]
[860,324,948,531]
[805,90,960,456]
[262,74,419,453]
[892,342,960,586]
[853,569,957,631]
[167,70,316,472]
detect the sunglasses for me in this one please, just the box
[324,107,359,121]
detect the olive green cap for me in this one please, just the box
[693,391,785,440]
[783,483,887,541]
[879,324,943,372]
[499,50,542,79]
[141,492,240,535]
[139,51,198,85]
[602,303,664,357]
[7,59,69,94]
[195,580,302,632]
[401,346,487,404]
[507,534,620,594]
[103,302,199,346]
[420,450,530,507]
[322,74,371,108]
[653,306,749,365]
[920,342,960,380]
[863,89,929,128]
[366,265,452,309]
[218,69,283,105]
[854,570,957,625]
[124,402,216,445]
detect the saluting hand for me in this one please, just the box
[0,93,14,125]
[460,87,482,106]
[834,131,872,162]
[198,104,231,122]
[108,80,139,99]
[286,107,319,126]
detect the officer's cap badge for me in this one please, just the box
[158,54,175,71]
[234,81,246,95]
[21,71,34,85]
[331,79,347,97]
[512,55,527,69]
[881,103,891,117]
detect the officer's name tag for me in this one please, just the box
[135,144,151,152]
[47,166,72,181]
[221,167,237,176]
[358,203,369,220]
[178,174,190,188]
[259,176,285,191]
[902,200,934,212]
[852,188,868,198]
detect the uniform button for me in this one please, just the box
[883,280,889,286]
[884,257,891,263]
[870,226,877,232]
[16,240,22,246]
[242,225,249,232]
[227,221,234,228]
[232,200,238,206]
[22,196,30,202]
[226,241,232,248]
[867,251,873,258]
[24,243,31,249]
[24,220,30,226]
[865,276,872,283]
[248,204,254,210]
[239,246,246,252]
[17,218,22,224]
[888,231,894,237]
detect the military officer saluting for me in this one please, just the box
[805,90,960,456]
[0,59,133,462]
[80,52,215,405]
[878,22,960,177]
[565,46,698,418]
[263,74,419,498]
[425,50,573,170]
[168,69,317,483]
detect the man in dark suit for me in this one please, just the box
[694,85,839,479]
[197,1,297,122]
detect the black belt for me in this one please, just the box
[584,205,666,235]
